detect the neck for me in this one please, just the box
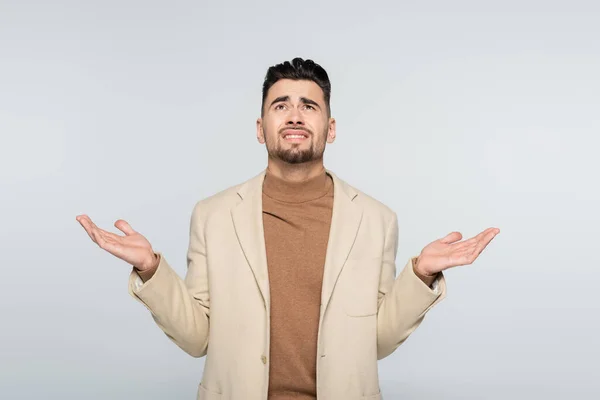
[266,156,326,182]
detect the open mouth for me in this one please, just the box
[282,130,310,142]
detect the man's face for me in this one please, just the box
[257,79,336,164]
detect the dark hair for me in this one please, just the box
[261,57,331,117]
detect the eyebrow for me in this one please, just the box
[269,95,321,109]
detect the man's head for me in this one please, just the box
[257,58,336,165]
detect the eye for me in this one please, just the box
[303,104,315,110]
[274,104,286,110]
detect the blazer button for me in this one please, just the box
[261,355,267,365]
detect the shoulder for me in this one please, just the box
[354,188,397,229]
[190,171,263,220]
[330,171,396,222]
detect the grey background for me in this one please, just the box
[1,1,599,399]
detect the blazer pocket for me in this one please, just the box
[342,257,381,317]
[197,382,222,400]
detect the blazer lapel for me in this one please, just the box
[230,169,363,315]
[231,171,270,310]
[320,171,363,317]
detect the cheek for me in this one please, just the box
[310,115,328,129]
[308,118,328,137]
[263,128,281,145]
[263,117,284,137]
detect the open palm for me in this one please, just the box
[416,227,500,276]
[76,214,156,271]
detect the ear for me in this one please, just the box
[256,118,265,144]
[326,117,336,144]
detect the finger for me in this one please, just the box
[477,227,500,240]
[440,231,463,244]
[462,230,499,264]
[76,215,97,243]
[482,227,499,238]
[78,216,122,244]
[81,216,123,240]
[455,227,498,248]
[95,230,123,255]
[454,235,483,250]
[93,229,111,251]
[478,229,499,251]
[114,219,136,236]
[76,214,92,229]
[96,227,123,243]
[89,225,102,247]
[467,227,496,243]
[79,215,98,231]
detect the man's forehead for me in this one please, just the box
[267,79,324,100]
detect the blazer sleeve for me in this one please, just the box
[375,212,447,360]
[127,201,210,358]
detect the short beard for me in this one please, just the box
[275,146,317,164]
[265,127,326,164]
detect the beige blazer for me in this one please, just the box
[128,169,446,400]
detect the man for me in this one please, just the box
[76,58,499,400]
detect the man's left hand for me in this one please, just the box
[415,227,500,277]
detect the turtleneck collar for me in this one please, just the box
[262,168,332,203]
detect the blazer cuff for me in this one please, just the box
[398,256,447,313]
[128,252,172,305]
[411,256,442,294]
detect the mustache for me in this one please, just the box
[278,126,313,136]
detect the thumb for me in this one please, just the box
[114,219,136,236]
[440,231,462,244]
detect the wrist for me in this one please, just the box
[413,256,437,287]
[414,256,435,277]
[135,252,159,283]
[135,251,159,272]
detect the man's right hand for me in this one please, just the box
[76,214,159,273]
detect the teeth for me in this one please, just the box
[285,134,305,139]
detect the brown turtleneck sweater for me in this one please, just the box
[262,169,333,400]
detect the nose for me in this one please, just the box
[286,107,304,125]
